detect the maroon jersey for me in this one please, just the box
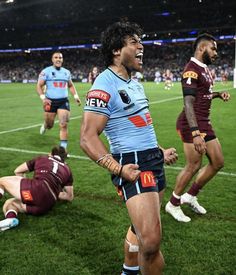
[26,155,73,198]
[177,57,215,142]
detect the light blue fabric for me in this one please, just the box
[38,66,71,99]
[84,68,158,154]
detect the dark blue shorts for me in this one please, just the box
[45,97,70,113]
[112,147,166,201]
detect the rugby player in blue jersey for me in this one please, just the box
[80,21,178,275]
[37,51,81,149]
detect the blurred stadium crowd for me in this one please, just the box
[0,40,234,83]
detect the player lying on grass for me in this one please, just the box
[0,146,73,231]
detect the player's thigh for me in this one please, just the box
[206,138,224,164]
[44,112,57,124]
[183,142,202,167]
[0,176,22,200]
[158,189,165,205]
[57,109,70,124]
[126,192,161,236]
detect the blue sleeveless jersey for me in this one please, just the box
[38,66,71,99]
[84,68,158,154]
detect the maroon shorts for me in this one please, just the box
[176,117,216,143]
[20,178,57,215]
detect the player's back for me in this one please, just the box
[27,156,73,196]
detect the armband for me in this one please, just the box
[96,154,122,176]
[191,129,201,138]
[40,94,45,100]
[74,94,79,100]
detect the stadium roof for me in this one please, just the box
[0,0,235,49]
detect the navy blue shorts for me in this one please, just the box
[112,147,166,201]
[45,97,70,113]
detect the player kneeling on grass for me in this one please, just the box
[0,146,73,231]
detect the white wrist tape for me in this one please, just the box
[40,94,46,100]
[0,187,4,196]
[74,94,79,100]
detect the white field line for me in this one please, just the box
[1,86,234,135]
[0,96,182,135]
[0,146,89,160]
[0,115,82,135]
[149,96,182,105]
[0,146,236,178]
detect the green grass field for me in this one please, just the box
[0,81,235,275]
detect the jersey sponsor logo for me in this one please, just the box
[183,71,198,79]
[128,112,152,127]
[145,112,153,125]
[140,171,156,188]
[86,90,110,108]
[21,190,33,201]
[87,90,110,102]
[118,90,131,104]
[53,81,67,88]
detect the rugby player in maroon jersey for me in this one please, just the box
[88,66,99,84]
[165,33,230,222]
[0,146,74,231]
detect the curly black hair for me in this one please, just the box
[193,33,216,52]
[100,21,143,67]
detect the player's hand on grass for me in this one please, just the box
[121,164,141,183]
[164,148,178,165]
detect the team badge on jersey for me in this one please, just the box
[86,90,110,108]
[183,71,198,79]
[118,90,131,104]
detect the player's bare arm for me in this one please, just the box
[36,79,51,106]
[80,112,140,183]
[58,186,74,201]
[212,91,230,101]
[14,162,29,177]
[68,80,81,105]
[184,95,206,154]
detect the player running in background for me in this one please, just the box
[0,146,73,231]
[165,33,230,222]
[88,66,99,84]
[163,69,173,90]
[80,21,178,275]
[37,51,81,149]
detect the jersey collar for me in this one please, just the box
[191,57,207,68]
[108,67,131,83]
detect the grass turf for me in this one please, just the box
[0,81,235,274]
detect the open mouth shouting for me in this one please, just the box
[135,52,143,65]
